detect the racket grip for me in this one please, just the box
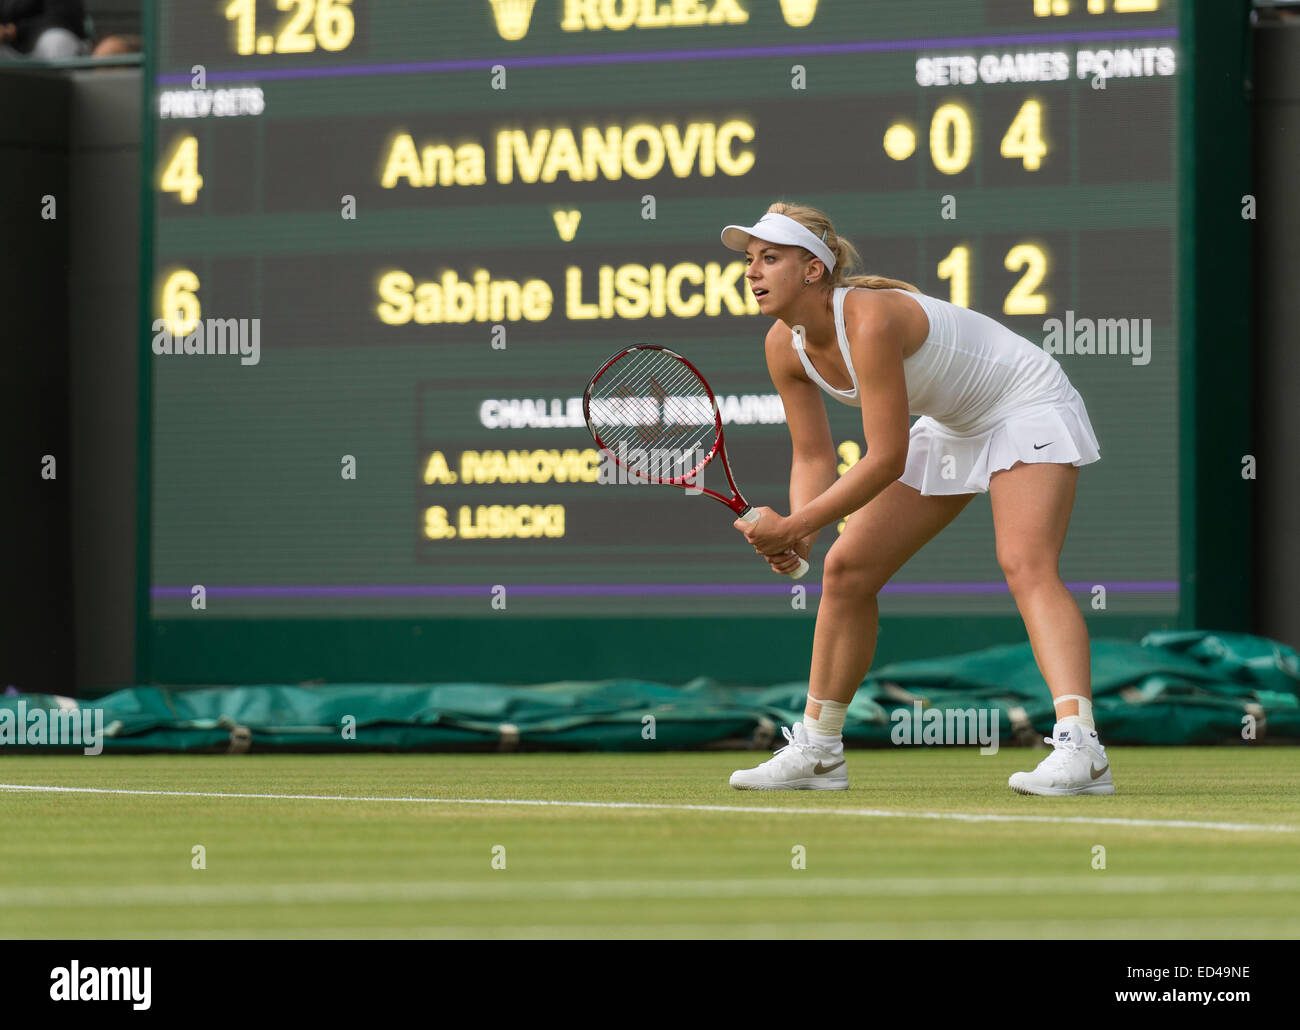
[740,508,811,580]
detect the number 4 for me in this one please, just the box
[160,136,203,204]
[1001,100,1047,171]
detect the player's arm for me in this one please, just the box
[787,302,910,537]
[765,322,838,561]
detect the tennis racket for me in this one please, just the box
[583,345,809,579]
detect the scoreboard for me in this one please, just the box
[139,0,1251,682]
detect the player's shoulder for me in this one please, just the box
[764,317,794,344]
[842,285,914,328]
[763,320,808,383]
[842,286,932,354]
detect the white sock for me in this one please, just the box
[803,695,847,750]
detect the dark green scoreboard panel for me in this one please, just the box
[140,0,1252,682]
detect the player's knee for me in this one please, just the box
[997,548,1057,593]
[822,551,886,600]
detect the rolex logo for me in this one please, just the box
[779,0,819,27]
[490,0,536,41]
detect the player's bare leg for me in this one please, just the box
[990,461,1089,709]
[809,479,975,706]
[991,461,1113,795]
[732,479,974,790]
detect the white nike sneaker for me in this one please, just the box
[1008,722,1115,796]
[730,723,849,790]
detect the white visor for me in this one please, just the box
[720,212,836,273]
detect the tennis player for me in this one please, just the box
[724,202,1112,796]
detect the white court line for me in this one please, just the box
[129,916,1300,940]
[3,875,1300,908]
[0,782,1295,833]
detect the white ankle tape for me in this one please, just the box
[804,695,848,737]
[1053,694,1094,729]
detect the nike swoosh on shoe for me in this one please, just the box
[813,760,845,775]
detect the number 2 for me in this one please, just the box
[276,0,316,53]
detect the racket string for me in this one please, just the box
[588,349,717,480]
[596,414,711,474]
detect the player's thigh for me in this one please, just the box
[824,479,976,596]
[989,461,1078,578]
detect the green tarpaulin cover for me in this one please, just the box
[2,632,1296,752]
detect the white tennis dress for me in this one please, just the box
[791,287,1101,495]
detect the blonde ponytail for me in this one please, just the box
[839,273,921,293]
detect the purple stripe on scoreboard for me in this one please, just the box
[152,580,1178,599]
[155,27,1179,85]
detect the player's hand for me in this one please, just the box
[764,538,811,577]
[0,24,16,43]
[732,506,797,556]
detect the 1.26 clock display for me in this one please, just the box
[224,0,355,56]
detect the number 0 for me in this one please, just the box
[930,104,973,175]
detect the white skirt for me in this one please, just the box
[900,388,1101,496]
